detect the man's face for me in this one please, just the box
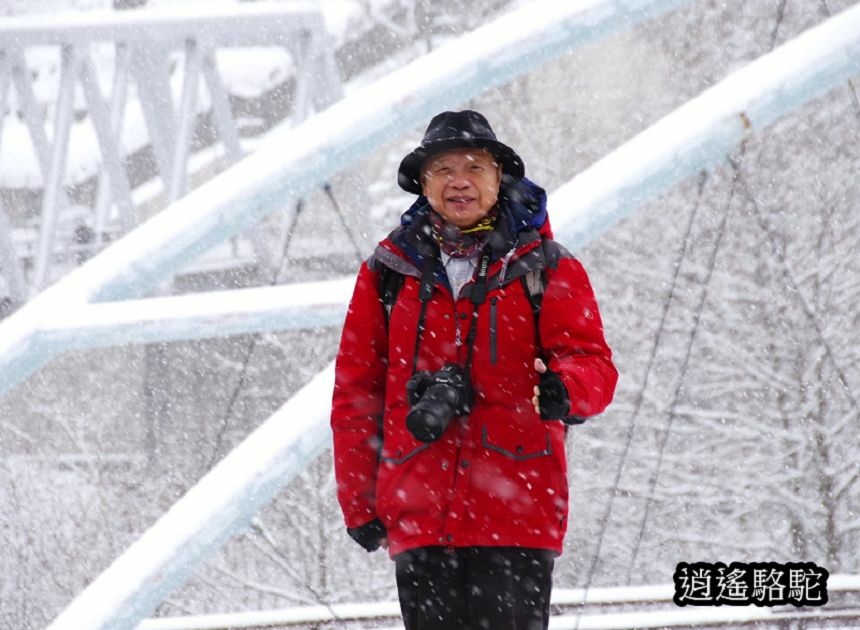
[421,148,502,229]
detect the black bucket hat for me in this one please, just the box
[397,110,525,195]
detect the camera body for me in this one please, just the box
[405,364,473,443]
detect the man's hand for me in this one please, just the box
[532,358,548,414]
[533,358,570,418]
[532,358,582,422]
[347,518,389,552]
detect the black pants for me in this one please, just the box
[394,546,554,630]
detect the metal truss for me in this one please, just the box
[0,2,341,300]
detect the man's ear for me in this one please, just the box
[490,154,502,179]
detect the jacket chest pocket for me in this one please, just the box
[481,288,536,370]
[489,297,498,365]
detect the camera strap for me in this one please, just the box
[411,249,490,377]
[463,251,491,376]
[411,255,439,374]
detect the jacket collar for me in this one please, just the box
[380,177,549,274]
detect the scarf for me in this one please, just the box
[430,206,499,258]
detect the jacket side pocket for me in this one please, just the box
[380,443,430,464]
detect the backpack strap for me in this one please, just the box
[520,237,567,327]
[521,267,545,349]
[379,264,405,323]
[521,268,545,317]
[520,237,562,351]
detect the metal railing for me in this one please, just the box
[137,578,860,629]
[0,2,341,298]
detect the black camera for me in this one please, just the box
[405,364,473,443]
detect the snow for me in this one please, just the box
[0,1,323,39]
[6,0,860,370]
[14,1,860,628]
[0,4,306,189]
[48,362,336,630]
[212,48,294,100]
[0,0,694,398]
[547,607,860,629]
[39,276,353,349]
[138,600,403,629]
[317,0,364,44]
[135,578,860,629]
[0,0,381,190]
[551,0,860,251]
[33,3,708,628]
[2,94,168,189]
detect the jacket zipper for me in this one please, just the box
[489,297,498,365]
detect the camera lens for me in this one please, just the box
[406,408,447,443]
[404,364,472,443]
[406,383,460,442]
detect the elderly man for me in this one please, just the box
[331,110,617,630]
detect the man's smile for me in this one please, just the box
[446,195,476,205]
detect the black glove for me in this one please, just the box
[347,517,387,552]
[538,369,586,425]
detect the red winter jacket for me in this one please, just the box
[331,180,617,557]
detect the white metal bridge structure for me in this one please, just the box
[0,0,859,628]
[0,1,342,302]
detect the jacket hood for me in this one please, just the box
[375,177,551,281]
